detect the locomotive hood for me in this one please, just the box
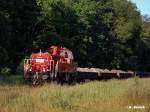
[30,52,52,73]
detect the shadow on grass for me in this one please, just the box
[0,75,24,85]
[1,73,150,86]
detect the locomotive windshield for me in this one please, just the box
[66,49,74,60]
[59,49,74,60]
[59,51,65,57]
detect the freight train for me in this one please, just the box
[24,46,150,85]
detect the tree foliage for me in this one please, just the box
[0,0,150,74]
[0,0,39,72]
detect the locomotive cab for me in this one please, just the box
[59,48,74,63]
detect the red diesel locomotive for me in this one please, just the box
[24,46,77,84]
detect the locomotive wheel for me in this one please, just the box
[65,73,76,84]
[32,73,42,85]
[56,72,77,84]
[65,73,70,82]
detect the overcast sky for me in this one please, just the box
[130,0,150,16]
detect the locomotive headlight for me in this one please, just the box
[29,68,32,71]
[43,69,46,72]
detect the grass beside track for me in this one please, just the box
[0,77,150,112]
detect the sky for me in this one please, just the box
[130,0,150,16]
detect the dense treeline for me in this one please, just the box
[0,0,150,75]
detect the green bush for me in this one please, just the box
[0,67,11,76]
[16,59,24,75]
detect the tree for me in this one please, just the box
[1,0,150,74]
[0,0,40,72]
